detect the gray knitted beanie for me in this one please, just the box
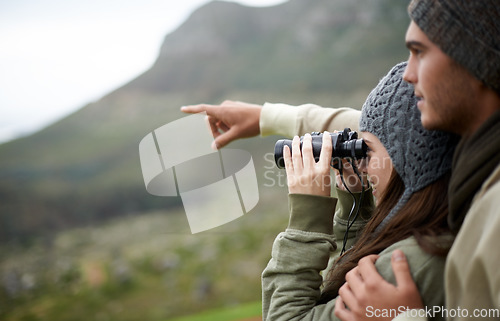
[408,0,500,95]
[360,62,458,229]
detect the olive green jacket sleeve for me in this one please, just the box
[260,103,361,138]
[261,190,374,321]
[262,193,448,321]
[262,193,338,321]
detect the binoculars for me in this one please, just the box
[274,128,368,169]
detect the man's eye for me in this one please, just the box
[411,48,423,57]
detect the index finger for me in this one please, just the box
[181,104,217,115]
[357,254,381,280]
[319,131,332,167]
[344,266,363,293]
[301,133,315,169]
[291,136,304,172]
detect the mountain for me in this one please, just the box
[131,0,410,95]
[0,0,410,243]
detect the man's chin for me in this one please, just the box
[420,114,441,131]
[421,114,459,135]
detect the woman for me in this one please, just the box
[262,62,458,320]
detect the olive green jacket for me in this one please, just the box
[262,192,448,321]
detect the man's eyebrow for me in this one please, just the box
[405,40,425,50]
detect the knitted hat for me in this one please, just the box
[408,0,500,95]
[360,62,458,229]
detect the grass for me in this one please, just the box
[169,301,261,321]
[0,189,288,321]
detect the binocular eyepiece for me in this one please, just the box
[274,128,368,169]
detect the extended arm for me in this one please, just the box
[260,103,361,138]
[181,100,361,148]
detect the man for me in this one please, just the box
[334,1,500,320]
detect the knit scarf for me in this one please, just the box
[448,110,500,233]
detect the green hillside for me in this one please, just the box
[0,0,409,243]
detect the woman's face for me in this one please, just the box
[358,132,394,204]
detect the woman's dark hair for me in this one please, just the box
[317,168,452,304]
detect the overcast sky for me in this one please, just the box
[0,0,288,144]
